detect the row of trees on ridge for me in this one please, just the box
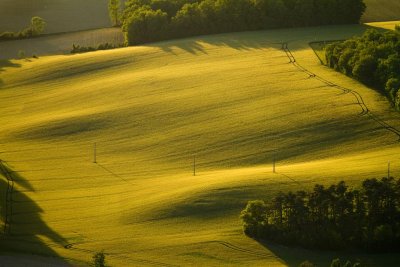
[115,0,366,45]
[241,177,400,251]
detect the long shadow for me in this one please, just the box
[150,23,386,55]
[258,239,400,267]
[149,31,270,55]
[0,161,70,264]
[0,60,20,72]
[0,59,21,88]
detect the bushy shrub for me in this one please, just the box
[71,43,123,54]
[0,31,15,40]
[298,260,316,267]
[17,50,26,59]
[30,16,46,36]
[93,251,106,267]
[331,259,341,267]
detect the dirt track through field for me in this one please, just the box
[282,43,400,141]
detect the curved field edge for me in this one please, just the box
[0,25,400,266]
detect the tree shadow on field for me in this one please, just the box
[154,38,208,55]
[0,59,21,88]
[151,31,270,55]
[0,59,21,72]
[257,239,400,267]
[0,161,70,265]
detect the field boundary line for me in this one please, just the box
[282,43,400,140]
[201,240,273,259]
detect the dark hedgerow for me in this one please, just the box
[241,177,400,252]
[121,0,366,46]
[71,43,124,54]
[0,16,46,41]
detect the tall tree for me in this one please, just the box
[30,16,46,36]
[109,0,121,26]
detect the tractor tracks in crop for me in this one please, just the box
[282,43,400,141]
[63,242,177,267]
[202,240,272,259]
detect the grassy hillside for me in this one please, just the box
[1,25,400,266]
[0,0,110,34]
[362,0,400,22]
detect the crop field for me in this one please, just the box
[1,24,400,266]
[362,0,400,22]
[0,0,110,34]
[0,28,124,60]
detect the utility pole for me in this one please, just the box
[273,154,276,173]
[94,143,97,164]
[193,155,196,176]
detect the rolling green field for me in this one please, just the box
[1,23,400,266]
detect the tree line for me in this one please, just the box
[0,17,46,41]
[325,29,400,111]
[300,258,361,267]
[241,177,400,251]
[116,0,366,45]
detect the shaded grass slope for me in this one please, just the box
[0,25,400,266]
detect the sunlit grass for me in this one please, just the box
[1,25,400,266]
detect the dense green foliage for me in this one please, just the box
[325,29,400,110]
[0,16,46,41]
[329,259,361,267]
[299,259,361,267]
[241,177,400,251]
[121,0,366,45]
[108,0,121,26]
[93,251,106,267]
[71,43,123,54]
[123,6,169,45]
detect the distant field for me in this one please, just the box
[0,0,110,34]
[362,0,400,22]
[309,21,400,65]
[0,28,124,60]
[1,24,400,266]
[365,20,400,30]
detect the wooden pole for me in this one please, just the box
[273,154,276,173]
[193,155,196,176]
[94,143,97,163]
